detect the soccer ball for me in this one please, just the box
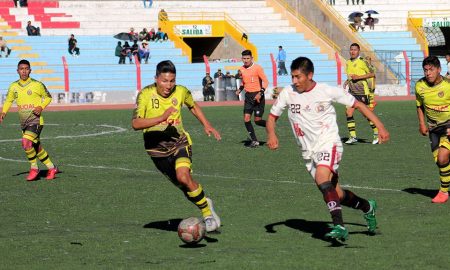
[177,217,206,244]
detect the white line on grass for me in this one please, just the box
[0,124,127,142]
[0,156,402,192]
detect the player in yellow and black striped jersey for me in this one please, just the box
[415,56,450,203]
[343,43,379,145]
[132,60,222,232]
[0,59,58,181]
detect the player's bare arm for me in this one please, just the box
[132,107,177,130]
[266,114,279,150]
[189,103,221,140]
[416,106,429,136]
[354,101,390,143]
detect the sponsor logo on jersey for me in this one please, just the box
[17,103,35,110]
[27,90,32,95]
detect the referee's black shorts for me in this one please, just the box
[244,91,265,117]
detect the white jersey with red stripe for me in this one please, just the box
[270,82,356,176]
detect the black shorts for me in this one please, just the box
[22,124,43,143]
[151,146,192,187]
[429,124,450,152]
[244,92,265,117]
[352,94,370,105]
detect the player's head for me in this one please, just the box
[155,60,176,98]
[17,59,31,81]
[445,52,450,62]
[422,56,442,85]
[278,46,283,50]
[349,43,360,59]
[290,57,315,92]
[241,50,253,67]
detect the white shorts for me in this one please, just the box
[303,142,342,179]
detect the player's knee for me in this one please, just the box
[21,138,33,150]
[176,170,192,186]
[436,156,449,167]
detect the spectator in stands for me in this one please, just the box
[445,52,450,79]
[143,0,152,8]
[139,28,148,41]
[235,69,242,80]
[129,28,138,40]
[155,27,168,42]
[0,36,11,58]
[13,0,18,7]
[148,28,156,41]
[68,34,80,56]
[26,21,40,36]
[328,0,335,5]
[139,40,150,64]
[276,45,288,75]
[365,14,375,30]
[131,40,140,63]
[202,72,215,101]
[122,41,133,64]
[115,41,125,64]
[353,16,364,31]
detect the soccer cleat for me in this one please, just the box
[26,168,40,181]
[345,137,358,144]
[432,191,449,203]
[204,216,219,232]
[46,167,59,180]
[248,141,260,148]
[364,199,377,233]
[372,137,379,145]
[206,197,221,228]
[325,224,348,241]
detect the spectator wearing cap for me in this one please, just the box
[139,40,150,64]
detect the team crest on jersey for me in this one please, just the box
[27,89,32,95]
[438,91,444,98]
[172,98,178,106]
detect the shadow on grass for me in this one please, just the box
[402,187,437,199]
[265,219,369,247]
[240,139,266,147]
[143,218,219,244]
[340,137,371,144]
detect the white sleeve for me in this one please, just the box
[329,86,355,107]
[269,86,289,117]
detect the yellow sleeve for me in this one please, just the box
[1,84,16,114]
[415,83,423,107]
[39,82,52,109]
[133,89,149,119]
[183,87,195,109]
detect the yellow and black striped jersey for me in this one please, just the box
[133,83,195,157]
[346,57,374,95]
[2,78,52,129]
[415,76,450,129]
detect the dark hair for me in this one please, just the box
[156,60,176,76]
[279,46,282,49]
[241,50,252,56]
[290,57,314,74]
[422,56,441,69]
[350,43,360,50]
[18,59,31,68]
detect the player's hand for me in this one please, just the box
[267,135,279,150]
[0,112,5,124]
[204,126,221,141]
[162,107,178,121]
[350,74,360,81]
[377,128,390,144]
[32,106,43,116]
[254,92,261,103]
[235,90,240,96]
[419,124,428,136]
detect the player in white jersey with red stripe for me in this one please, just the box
[266,57,389,242]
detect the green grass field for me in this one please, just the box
[1,101,449,269]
